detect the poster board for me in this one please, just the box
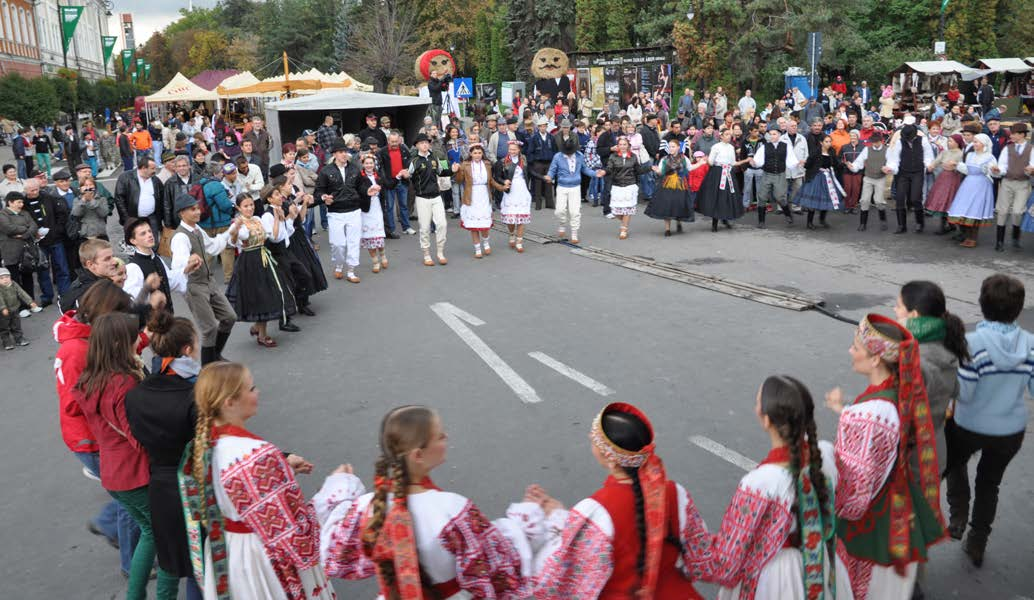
[569,46,676,113]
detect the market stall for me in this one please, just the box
[143,72,220,120]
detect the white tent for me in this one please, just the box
[897,61,974,75]
[216,71,263,98]
[144,72,220,103]
[264,90,430,162]
[976,58,1032,74]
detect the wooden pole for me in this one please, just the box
[283,51,290,96]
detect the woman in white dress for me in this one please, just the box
[491,140,532,252]
[179,362,336,600]
[697,128,751,232]
[692,376,838,600]
[313,405,529,598]
[455,143,495,258]
[947,133,998,248]
[356,155,388,273]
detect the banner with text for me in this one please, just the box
[121,49,134,72]
[60,6,85,54]
[101,35,117,64]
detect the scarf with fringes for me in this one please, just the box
[365,475,439,599]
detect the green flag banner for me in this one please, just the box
[941,0,949,10]
[121,49,134,72]
[131,71,138,84]
[60,6,85,54]
[136,58,144,72]
[144,63,152,80]
[101,35,117,64]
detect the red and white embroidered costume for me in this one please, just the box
[505,478,708,599]
[689,440,839,600]
[203,431,335,600]
[313,473,530,599]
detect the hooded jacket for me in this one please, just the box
[956,321,1034,436]
[54,312,99,453]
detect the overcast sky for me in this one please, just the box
[107,0,219,51]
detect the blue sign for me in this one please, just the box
[453,77,473,99]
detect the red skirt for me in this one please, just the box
[925,171,963,214]
[842,172,862,210]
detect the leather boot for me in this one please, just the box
[1012,225,1022,249]
[995,225,1006,252]
[857,209,869,231]
[894,209,907,233]
[819,210,829,228]
[806,210,816,230]
[878,209,888,231]
[214,330,232,362]
[935,215,955,235]
[963,528,989,568]
[757,207,767,229]
[782,203,793,225]
[913,209,925,233]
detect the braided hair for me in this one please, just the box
[189,362,249,523]
[362,406,436,599]
[600,410,653,595]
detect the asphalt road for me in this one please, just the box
[1,147,1031,599]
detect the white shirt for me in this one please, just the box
[738,96,756,114]
[994,142,1034,177]
[885,137,934,174]
[750,141,800,171]
[137,174,156,217]
[780,132,808,178]
[238,167,265,194]
[123,248,188,298]
[260,210,294,246]
[170,222,233,274]
[708,141,737,166]
[849,146,888,173]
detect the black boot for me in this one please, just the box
[200,346,216,365]
[280,318,301,332]
[819,210,829,228]
[878,209,888,231]
[913,209,925,233]
[857,210,869,231]
[995,225,1006,252]
[947,513,967,540]
[782,203,793,225]
[214,330,232,362]
[935,215,955,235]
[963,528,989,568]
[894,209,907,233]
[806,210,816,230]
[757,207,767,229]
[711,217,718,232]
[1012,225,1022,249]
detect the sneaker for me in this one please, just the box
[18,309,30,318]
[404,228,416,235]
[15,339,29,347]
[82,466,101,482]
[30,306,42,313]
[3,342,13,351]
[87,522,119,549]
[605,213,615,219]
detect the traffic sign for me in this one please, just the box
[454,77,473,99]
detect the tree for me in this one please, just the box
[994,0,1034,57]
[226,34,260,72]
[138,31,175,86]
[187,31,230,76]
[345,0,419,92]
[944,0,999,63]
[0,75,59,125]
[333,0,360,64]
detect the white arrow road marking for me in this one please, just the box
[688,435,758,472]
[431,302,542,404]
[528,351,615,396]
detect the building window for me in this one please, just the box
[0,2,9,45]
[14,6,23,46]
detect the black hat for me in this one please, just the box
[73,163,90,172]
[269,163,288,179]
[329,140,348,153]
[985,115,1000,123]
[173,193,198,214]
[52,168,71,181]
[506,116,518,125]
[413,133,431,144]
[363,136,379,147]
[4,191,26,204]
[1010,122,1029,135]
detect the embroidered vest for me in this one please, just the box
[1006,144,1031,181]
[763,141,787,174]
[176,223,212,285]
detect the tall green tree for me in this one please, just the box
[0,75,59,125]
[944,0,999,63]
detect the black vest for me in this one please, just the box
[263,207,290,260]
[763,142,787,174]
[127,250,173,314]
[899,138,924,173]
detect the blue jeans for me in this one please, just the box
[85,155,98,176]
[303,206,315,239]
[122,155,134,171]
[38,243,71,303]
[16,158,28,179]
[152,141,164,167]
[385,182,411,232]
[588,176,604,203]
[74,451,141,574]
[319,203,329,231]
[135,150,151,166]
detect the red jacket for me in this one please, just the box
[689,163,709,192]
[73,372,150,491]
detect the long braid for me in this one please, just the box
[626,466,647,595]
[363,456,401,599]
[805,418,831,523]
[191,410,213,524]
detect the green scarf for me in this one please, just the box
[906,316,945,344]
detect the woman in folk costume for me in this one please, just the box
[599,136,653,239]
[924,134,965,236]
[491,140,532,253]
[272,165,328,312]
[691,376,837,600]
[824,314,946,600]
[507,402,709,599]
[794,133,845,230]
[356,154,389,272]
[947,133,998,248]
[454,143,495,258]
[646,138,702,236]
[179,362,333,600]
[313,405,529,598]
[225,192,296,349]
[697,128,750,232]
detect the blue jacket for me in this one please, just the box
[547,152,596,188]
[198,178,234,229]
[527,131,557,163]
[956,321,1033,435]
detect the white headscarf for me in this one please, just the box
[972,133,992,155]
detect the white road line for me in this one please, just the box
[528,351,615,396]
[430,302,542,404]
[688,435,758,472]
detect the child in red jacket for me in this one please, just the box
[688,151,710,210]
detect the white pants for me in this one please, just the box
[328,209,361,270]
[859,175,888,211]
[997,179,1030,226]
[416,195,447,252]
[554,186,582,231]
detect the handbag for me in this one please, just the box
[19,239,42,272]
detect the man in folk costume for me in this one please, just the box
[315,141,364,283]
[750,124,801,227]
[169,193,240,364]
[886,121,934,233]
[825,314,946,600]
[122,217,201,312]
[848,131,892,231]
[990,123,1033,251]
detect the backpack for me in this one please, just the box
[189,180,212,222]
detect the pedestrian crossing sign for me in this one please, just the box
[454,78,473,99]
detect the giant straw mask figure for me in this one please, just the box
[415,49,456,81]
[532,47,572,101]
